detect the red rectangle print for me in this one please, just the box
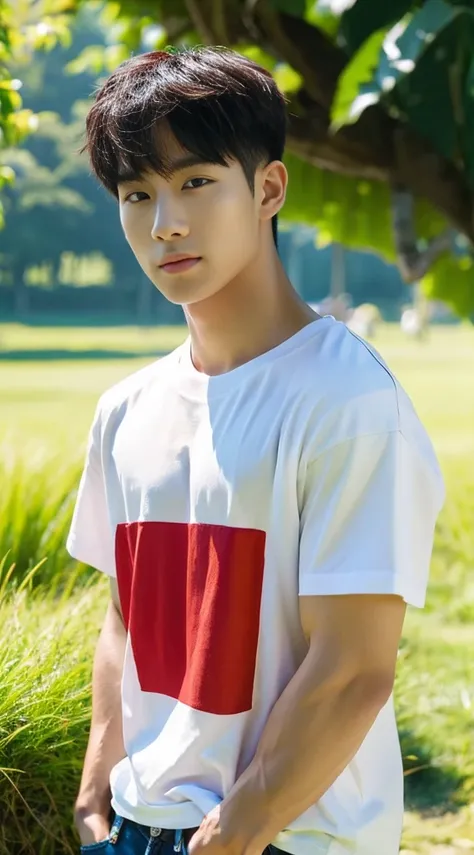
[115,521,266,715]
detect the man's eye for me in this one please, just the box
[125,191,148,203]
[182,177,212,190]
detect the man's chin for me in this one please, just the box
[154,279,222,308]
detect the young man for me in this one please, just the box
[67,47,445,855]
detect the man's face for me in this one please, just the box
[117,130,263,306]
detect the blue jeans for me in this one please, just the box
[79,813,287,855]
[80,815,198,855]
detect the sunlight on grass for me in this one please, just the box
[0,322,187,355]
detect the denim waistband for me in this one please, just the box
[133,825,199,844]
[116,817,199,850]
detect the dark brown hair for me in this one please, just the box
[81,46,288,245]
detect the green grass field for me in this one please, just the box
[1,321,474,854]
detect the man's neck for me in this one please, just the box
[184,248,321,377]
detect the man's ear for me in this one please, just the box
[258,160,288,223]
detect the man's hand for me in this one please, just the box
[74,809,111,846]
[188,806,258,855]
[188,806,225,855]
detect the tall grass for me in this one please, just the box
[424,460,474,625]
[0,577,107,855]
[0,442,93,595]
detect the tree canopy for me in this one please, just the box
[2,0,474,316]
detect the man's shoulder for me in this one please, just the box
[296,320,401,414]
[96,342,184,423]
[292,321,404,458]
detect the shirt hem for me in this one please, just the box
[298,571,426,608]
[66,535,116,577]
[110,798,206,829]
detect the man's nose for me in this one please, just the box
[151,199,190,241]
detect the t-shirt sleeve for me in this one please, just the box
[66,401,116,577]
[298,429,445,608]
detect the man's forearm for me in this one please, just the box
[75,601,127,819]
[220,649,391,854]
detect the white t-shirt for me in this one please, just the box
[67,316,445,855]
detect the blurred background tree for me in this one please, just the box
[2,0,474,316]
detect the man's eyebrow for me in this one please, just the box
[168,153,217,172]
[116,154,218,185]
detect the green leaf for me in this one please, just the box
[7,109,37,143]
[330,27,387,130]
[0,165,15,185]
[237,45,277,72]
[464,56,474,188]
[64,45,107,76]
[331,0,474,131]
[316,0,357,13]
[104,43,130,72]
[393,25,462,160]
[282,151,396,259]
[0,87,22,118]
[282,151,455,263]
[385,0,464,68]
[339,0,413,54]
[271,0,306,17]
[99,1,121,27]
[0,78,22,91]
[305,1,340,37]
[282,151,474,316]
[422,253,474,316]
[273,63,303,93]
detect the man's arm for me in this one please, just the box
[74,579,127,845]
[190,593,406,855]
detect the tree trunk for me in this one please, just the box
[136,273,154,325]
[330,242,345,300]
[13,266,29,318]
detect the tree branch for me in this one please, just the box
[277,11,346,109]
[165,18,195,42]
[212,0,230,43]
[167,1,474,246]
[286,97,392,180]
[392,126,474,244]
[248,6,397,175]
[249,1,342,107]
[183,0,216,43]
[257,6,474,244]
[391,185,455,282]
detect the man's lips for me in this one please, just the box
[159,256,201,274]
